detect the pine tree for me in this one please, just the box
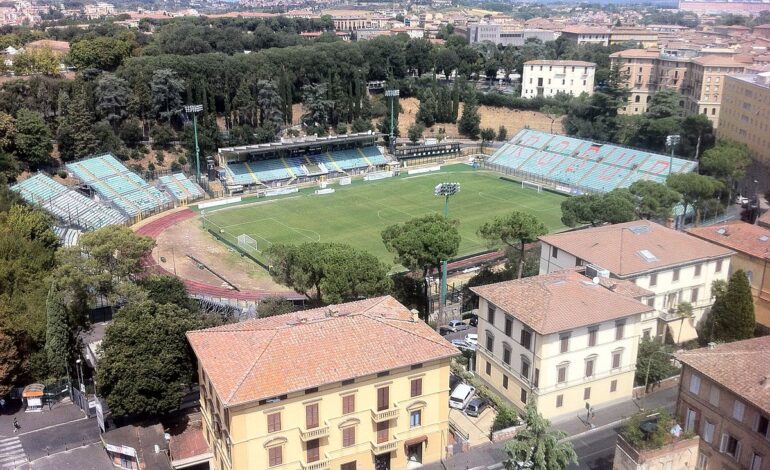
[45,284,72,377]
[458,91,481,139]
[416,89,437,127]
[711,270,755,342]
[67,86,99,159]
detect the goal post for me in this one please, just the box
[521,180,543,193]
[237,234,259,253]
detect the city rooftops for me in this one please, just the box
[562,26,611,35]
[676,336,770,413]
[186,296,459,408]
[726,72,770,89]
[610,48,662,59]
[524,60,596,67]
[470,270,654,335]
[539,220,734,277]
[691,54,746,66]
[686,220,770,260]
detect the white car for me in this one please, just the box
[736,195,750,205]
[464,333,478,346]
[447,319,469,332]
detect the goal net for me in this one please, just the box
[237,234,259,253]
[521,181,543,193]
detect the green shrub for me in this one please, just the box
[57,170,67,179]
[492,405,519,431]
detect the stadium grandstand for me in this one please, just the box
[66,154,172,220]
[11,173,127,230]
[158,173,204,204]
[216,132,390,192]
[486,129,698,194]
[394,142,461,164]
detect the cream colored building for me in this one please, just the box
[539,220,734,343]
[684,55,746,127]
[718,72,770,164]
[521,60,596,98]
[561,26,611,46]
[609,27,659,48]
[187,296,458,470]
[471,270,654,420]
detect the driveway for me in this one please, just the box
[449,405,495,447]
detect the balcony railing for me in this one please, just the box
[371,407,399,422]
[300,425,330,441]
[301,459,330,470]
[371,440,398,455]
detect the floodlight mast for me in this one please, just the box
[385,89,399,154]
[666,134,680,177]
[434,182,460,316]
[185,104,204,183]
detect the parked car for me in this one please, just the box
[464,333,478,346]
[468,314,478,327]
[447,319,469,332]
[449,383,476,410]
[465,398,487,417]
[451,339,476,352]
[736,194,750,206]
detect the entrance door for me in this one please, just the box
[374,452,391,470]
[406,443,423,469]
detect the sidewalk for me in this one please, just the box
[0,399,85,439]
[422,386,679,470]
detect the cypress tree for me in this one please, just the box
[67,86,99,158]
[45,284,72,377]
[458,91,481,139]
[451,80,461,121]
[417,89,437,127]
[711,270,755,342]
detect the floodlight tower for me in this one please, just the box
[665,134,681,177]
[434,182,460,308]
[384,89,399,154]
[185,104,204,183]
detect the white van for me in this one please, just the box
[449,383,476,410]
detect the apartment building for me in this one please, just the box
[471,270,653,420]
[561,26,611,46]
[675,337,770,470]
[609,27,659,48]
[539,220,733,342]
[465,23,556,46]
[187,296,458,470]
[687,221,770,329]
[685,55,746,127]
[521,60,596,98]
[718,73,770,164]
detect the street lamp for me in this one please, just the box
[665,134,681,177]
[434,182,461,310]
[75,358,85,393]
[184,104,204,183]
[384,89,399,155]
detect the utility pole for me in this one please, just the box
[385,89,399,155]
[184,104,204,183]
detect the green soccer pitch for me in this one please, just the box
[200,164,567,266]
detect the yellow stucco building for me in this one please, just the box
[187,296,459,470]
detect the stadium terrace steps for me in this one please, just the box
[489,129,696,193]
[159,173,204,202]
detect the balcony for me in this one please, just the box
[371,439,398,455]
[301,459,330,470]
[300,425,330,441]
[371,407,399,423]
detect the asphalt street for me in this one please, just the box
[566,424,624,470]
[19,417,100,462]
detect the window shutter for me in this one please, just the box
[735,441,742,461]
[720,433,728,453]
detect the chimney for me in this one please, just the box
[707,342,716,350]
[761,376,770,390]
[410,309,420,322]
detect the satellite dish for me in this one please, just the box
[592,277,600,284]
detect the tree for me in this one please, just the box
[150,69,185,124]
[560,191,636,227]
[674,302,693,344]
[119,117,144,148]
[0,112,16,151]
[627,180,682,221]
[699,140,751,202]
[666,173,721,224]
[45,284,74,377]
[266,242,392,305]
[257,297,296,318]
[416,89,437,127]
[256,80,284,131]
[95,74,130,129]
[137,275,197,312]
[709,270,755,343]
[458,91,481,139]
[0,330,20,395]
[497,125,508,141]
[69,36,133,71]
[302,83,334,131]
[679,114,714,159]
[480,127,496,151]
[635,339,677,390]
[477,211,547,279]
[96,300,202,417]
[14,109,52,169]
[407,122,424,144]
[59,86,99,160]
[12,47,60,76]
[504,402,577,470]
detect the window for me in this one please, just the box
[486,361,492,375]
[647,298,655,308]
[610,380,617,392]
[643,328,651,340]
[376,421,388,443]
[307,439,320,463]
[410,378,422,398]
[534,369,539,388]
[268,446,282,467]
[487,304,495,325]
[691,288,699,303]
[342,426,355,447]
[650,273,657,287]
[521,358,530,378]
[556,395,563,408]
[560,333,570,353]
[520,389,527,404]
[703,421,715,444]
[520,329,532,350]
[635,95,641,103]
[588,327,598,347]
[503,346,511,365]
[584,358,595,378]
[685,408,698,432]
[612,350,622,369]
[716,259,723,272]
[267,412,281,433]
[694,264,702,276]
[410,410,422,428]
[342,394,355,414]
[505,316,513,337]
[503,375,509,389]
[557,365,567,384]
[584,387,591,400]
[733,400,746,422]
[377,387,389,411]
[486,334,494,353]
[306,403,319,429]
[709,386,719,407]
[720,433,741,460]
[751,453,763,470]
[756,414,769,438]
[615,321,625,341]
[696,452,709,470]
[552,246,558,258]
[341,463,357,470]
[689,374,701,395]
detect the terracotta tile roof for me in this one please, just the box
[676,336,770,413]
[539,221,734,277]
[686,221,770,260]
[691,54,746,66]
[524,60,596,67]
[610,48,661,58]
[187,296,459,407]
[470,271,654,334]
[562,26,611,35]
[169,420,210,464]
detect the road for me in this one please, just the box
[567,425,624,470]
[18,417,100,462]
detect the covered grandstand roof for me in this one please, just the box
[218,132,383,159]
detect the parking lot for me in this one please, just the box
[450,404,496,446]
